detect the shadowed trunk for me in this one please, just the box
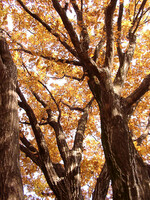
[0,36,24,199]
[89,78,150,199]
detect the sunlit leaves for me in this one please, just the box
[1,0,150,199]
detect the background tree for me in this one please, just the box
[0,35,24,199]
[1,0,150,199]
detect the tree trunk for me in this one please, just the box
[0,36,24,199]
[99,92,150,200]
[88,77,150,199]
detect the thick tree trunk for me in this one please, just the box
[0,36,24,199]
[99,96,150,200]
[88,78,150,200]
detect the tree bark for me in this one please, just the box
[94,86,150,200]
[13,0,150,199]
[0,36,24,199]
[92,162,110,200]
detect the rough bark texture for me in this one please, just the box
[14,0,150,199]
[18,85,92,199]
[99,95,150,200]
[0,36,24,199]
[92,162,110,200]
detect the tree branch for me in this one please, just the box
[117,1,124,61]
[17,86,51,158]
[73,97,94,150]
[20,144,41,167]
[52,163,65,178]
[51,0,82,55]
[20,131,38,154]
[18,57,70,165]
[93,37,105,62]
[15,48,82,66]
[34,79,61,119]
[113,1,148,94]
[125,74,150,108]
[16,0,78,58]
[19,120,49,126]
[62,101,84,112]
[136,114,150,146]
[64,73,85,81]
[28,89,70,166]
[70,0,90,52]
[131,0,147,34]
[92,162,110,200]
[104,0,117,69]
[113,34,136,94]
[17,86,68,196]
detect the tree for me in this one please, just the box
[1,0,150,199]
[0,35,24,199]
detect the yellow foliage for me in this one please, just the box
[1,0,150,198]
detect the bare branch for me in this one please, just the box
[16,0,78,58]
